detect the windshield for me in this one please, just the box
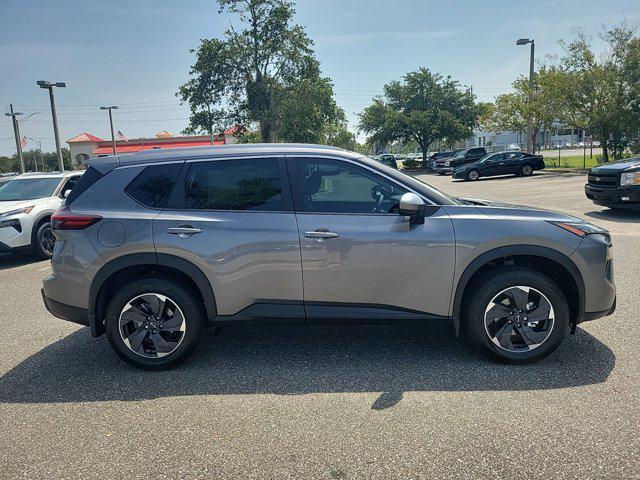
[0,178,61,201]
[452,150,466,159]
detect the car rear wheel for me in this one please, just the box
[34,221,55,259]
[467,169,480,181]
[105,277,205,369]
[462,266,569,364]
[521,165,534,176]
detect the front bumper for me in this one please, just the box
[41,288,89,327]
[585,184,640,208]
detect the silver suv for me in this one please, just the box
[41,144,616,369]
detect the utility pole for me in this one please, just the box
[37,81,66,172]
[5,105,25,173]
[516,38,535,153]
[100,106,119,155]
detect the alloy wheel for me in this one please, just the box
[484,286,555,352]
[522,165,533,176]
[39,225,55,257]
[468,170,479,181]
[119,293,186,358]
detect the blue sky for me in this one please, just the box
[1,0,638,155]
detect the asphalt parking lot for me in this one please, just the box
[1,172,639,479]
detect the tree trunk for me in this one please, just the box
[601,138,609,163]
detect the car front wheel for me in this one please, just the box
[521,165,534,176]
[463,266,569,364]
[467,169,480,181]
[105,277,205,369]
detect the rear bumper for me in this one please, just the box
[585,184,640,207]
[41,288,89,327]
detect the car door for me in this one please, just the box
[287,155,456,320]
[503,152,525,174]
[480,153,505,176]
[153,156,304,319]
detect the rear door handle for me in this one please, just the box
[304,230,339,239]
[167,225,202,238]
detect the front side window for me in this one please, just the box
[0,178,61,201]
[293,158,408,214]
[125,163,182,209]
[184,158,283,211]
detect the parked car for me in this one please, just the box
[585,158,640,209]
[0,173,18,186]
[452,152,545,181]
[378,154,398,169]
[447,147,488,172]
[432,150,460,174]
[0,171,83,258]
[42,144,616,369]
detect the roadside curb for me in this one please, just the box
[540,168,588,175]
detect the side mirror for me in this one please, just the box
[62,189,71,199]
[398,192,426,225]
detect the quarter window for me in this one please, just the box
[293,158,408,214]
[184,158,283,211]
[125,163,182,209]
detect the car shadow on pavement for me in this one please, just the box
[0,323,615,409]
[585,209,640,223]
[0,253,42,271]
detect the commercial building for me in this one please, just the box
[67,129,237,165]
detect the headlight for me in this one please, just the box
[549,220,609,240]
[0,206,34,217]
[620,171,640,186]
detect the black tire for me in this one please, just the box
[467,169,480,181]
[521,165,534,176]
[33,221,55,260]
[462,266,569,364]
[105,276,205,370]
[437,170,446,176]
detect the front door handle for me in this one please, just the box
[304,229,339,239]
[167,225,202,238]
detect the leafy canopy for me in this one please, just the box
[359,68,478,162]
[178,0,343,143]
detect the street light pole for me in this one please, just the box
[37,81,66,172]
[100,106,119,155]
[5,104,25,173]
[516,38,535,154]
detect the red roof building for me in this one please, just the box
[67,130,237,165]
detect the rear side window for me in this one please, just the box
[65,168,101,205]
[184,158,283,211]
[125,163,182,209]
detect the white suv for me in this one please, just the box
[0,171,83,259]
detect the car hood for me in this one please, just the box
[590,158,640,174]
[453,161,480,170]
[0,198,48,214]
[458,197,585,222]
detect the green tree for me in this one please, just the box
[322,122,357,150]
[179,0,341,143]
[480,71,559,151]
[551,25,640,161]
[359,68,478,164]
[0,149,73,173]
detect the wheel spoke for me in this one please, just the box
[160,314,183,331]
[486,316,509,338]
[486,303,512,321]
[527,300,551,323]
[120,305,147,326]
[496,322,514,349]
[149,332,178,354]
[506,287,529,310]
[126,326,149,353]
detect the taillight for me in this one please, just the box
[51,206,102,230]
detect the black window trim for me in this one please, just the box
[165,155,293,213]
[285,154,436,216]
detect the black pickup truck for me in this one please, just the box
[435,147,487,174]
[585,158,640,209]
